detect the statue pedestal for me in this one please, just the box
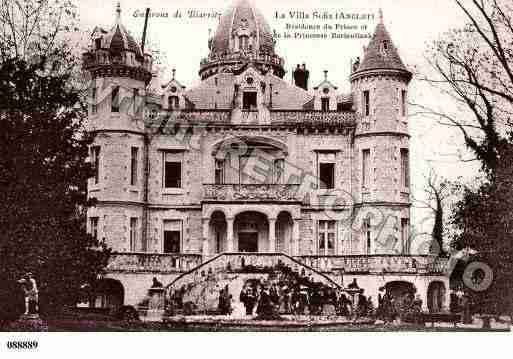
[142,288,165,322]
[10,315,47,331]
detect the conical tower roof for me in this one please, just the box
[354,10,409,74]
[102,2,143,59]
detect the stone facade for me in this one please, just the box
[83,1,449,312]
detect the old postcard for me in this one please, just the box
[0,0,512,356]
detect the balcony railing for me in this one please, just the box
[270,111,358,127]
[203,184,301,202]
[295,255,448,274]
[107,253,203,273]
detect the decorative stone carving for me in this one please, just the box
[203,184,300,202]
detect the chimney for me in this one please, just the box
[293,63,309,91]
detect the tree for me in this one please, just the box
[419,0,513,316]
[420,0,513,174]
[0,1,110,319]
[0,0,80,62]
[450,136,513,316]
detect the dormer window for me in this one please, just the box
[381,40,389,55]
[242,91,257,111]
[168,96,179,110]
[95,38,102,50]
[239,35,249,51]
[321,98,330,112]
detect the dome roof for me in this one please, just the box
[212,0,275,55]
[102,3,143,58]
[355,11,408,74]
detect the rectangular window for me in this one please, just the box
[111,86,120,113]
[133,88,139,114]
[321,98,330,112]
[274,159,284,184]
[89,217,99,240]
[130,218,138,252]
[318,220,336,255]
[319,163,335,189]
[362,149,370,189]
[242,92,257,110]
[364,217,371,255]
[91,146,100,184]
[168,96,179,110]
[401,218,409,254]
[401,90,407,116]
[215,159,225,185]
[401,149,410,188]
[164,162,181,188]
[91,86,97,114]
[130,147,138,186]
[163,220,182,254]
[163,151,183,189]
[363,90,370,117]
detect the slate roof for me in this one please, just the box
[102,3,143,59]
[184,72,313,110]
[355,19,408,73]
[212,0,275,55]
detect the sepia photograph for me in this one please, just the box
[0,0,512,355]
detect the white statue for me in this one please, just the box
[18,272,39,315]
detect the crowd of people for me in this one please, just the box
[218,264,375,318]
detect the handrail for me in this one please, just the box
[165,252,343,292]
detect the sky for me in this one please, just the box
[78,0,480,236]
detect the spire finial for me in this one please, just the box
[324,70,328,80]
[115,1,122,23]
[379,8,383,24]
[172,68,176,80]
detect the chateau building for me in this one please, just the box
[83,0,449,314]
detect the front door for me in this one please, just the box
[238,233,258,253]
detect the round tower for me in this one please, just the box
[82,2,153,253]
[350,10,413,255]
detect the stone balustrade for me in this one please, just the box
[270,111,358,127]
[107,253,203,273]
[203,184,301,202]
[296,255,448,274]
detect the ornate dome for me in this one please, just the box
[102,2,143,59]
[199,0,285,80]
[211,0,275,55]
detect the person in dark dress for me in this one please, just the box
[240,286,257,316]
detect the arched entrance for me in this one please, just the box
[427,281,446,313]
[276,211,293,254]
[209,211,227,254]
[89,278,124,310]
[234,211,268,252]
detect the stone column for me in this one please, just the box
[226,217,234,252]
[292,219,300,256]
[269,218,277,252]
[202,218,209,258]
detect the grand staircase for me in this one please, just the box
[165,253,342,315]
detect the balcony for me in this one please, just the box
[270,111,357,128]
[295,255,448,275]
[203,184,301,202]
[107,253,203,273]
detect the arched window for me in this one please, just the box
[239,35,249,51]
